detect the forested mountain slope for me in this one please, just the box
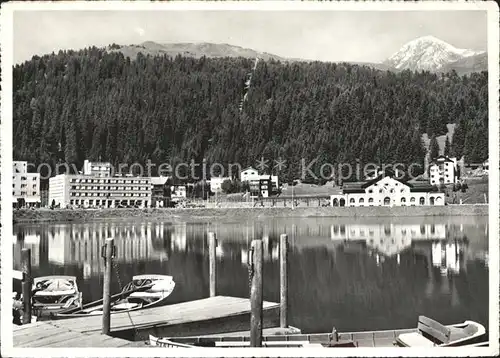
[13,47,488,181]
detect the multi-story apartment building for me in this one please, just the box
[240,166,279,198]
[151,176,171,207]
[209,177,231,193]
[429,155,458,185]
[83,159,112,177]
[49,173,152,208]
[13,161,41,207]
[170,185,187,201]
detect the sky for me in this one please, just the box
[13,10,487,64]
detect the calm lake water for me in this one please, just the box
[13,215,489,333]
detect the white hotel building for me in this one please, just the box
[429,155,458,185]
[49,160,151,208]
[330,171,445,207]
[13,161,41,207]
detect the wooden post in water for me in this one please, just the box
[21,248,32,324]
[280,234,288,328]
[209,232,217,297]
[102,237,114,335]
[250,239,263,347]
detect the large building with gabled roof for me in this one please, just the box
[330,169,445,207]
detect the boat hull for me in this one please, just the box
[52,276,175,319]
[148,321,488,348]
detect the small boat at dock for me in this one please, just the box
[53,274,175,318]
[148,316,487,348]
[31,276,83,317]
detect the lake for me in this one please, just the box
[13,215,489,333]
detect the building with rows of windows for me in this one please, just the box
[330,170,445,207]
[13,161,41,208]
[429,155,459,185]
[49,161,152,208]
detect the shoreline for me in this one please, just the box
[13,204,489,225]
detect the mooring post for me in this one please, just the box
[280,234,288,328]
[102,237,114,335]
[208,232,217,297]
[21,248,32,324]
[250,239,263,347]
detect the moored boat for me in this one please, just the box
[53,274,175,318]
[148,316,487,348]
[31,276,82,317]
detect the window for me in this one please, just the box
[349,198,355,203]
[420,197,425,205]
[401,197,406,203]
[368,198,374,203]
[368,189,373,193]
[359,198,364,204]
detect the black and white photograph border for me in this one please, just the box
[1,0,499,357]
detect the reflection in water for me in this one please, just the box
[13,216,489,333]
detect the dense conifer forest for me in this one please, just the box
[13,47,488,182]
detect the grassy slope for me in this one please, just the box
[421,123,456,156]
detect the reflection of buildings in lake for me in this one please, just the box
[240,235,279,265]
[328,223,478,276]
[47,223,170,276]
[170,223,187,252]
[331,223,447,242]
[430,240,469,276]
[330,223,447,260]
[13,233,42,268]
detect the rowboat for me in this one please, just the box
[148,316,487,348]
[53,274,175,318]
[31,276,83,316]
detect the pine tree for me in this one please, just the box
[444,136,451,156]
[429,135,440,161]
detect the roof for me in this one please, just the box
[241,166,258,173]
[342,182,366,193]
[342,169,435,194]
[406,181,435,192]
[151,176,170,186]
[432,155,455,164]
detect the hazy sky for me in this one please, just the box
[13,10,487,64]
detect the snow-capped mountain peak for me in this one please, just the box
[385,36,485,72]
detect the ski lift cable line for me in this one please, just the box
[239,57,260,114]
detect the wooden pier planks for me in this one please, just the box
[13,296,280,347]
[13,321,141,348]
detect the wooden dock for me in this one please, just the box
[13,296,281,347]
[13,322,145,348]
